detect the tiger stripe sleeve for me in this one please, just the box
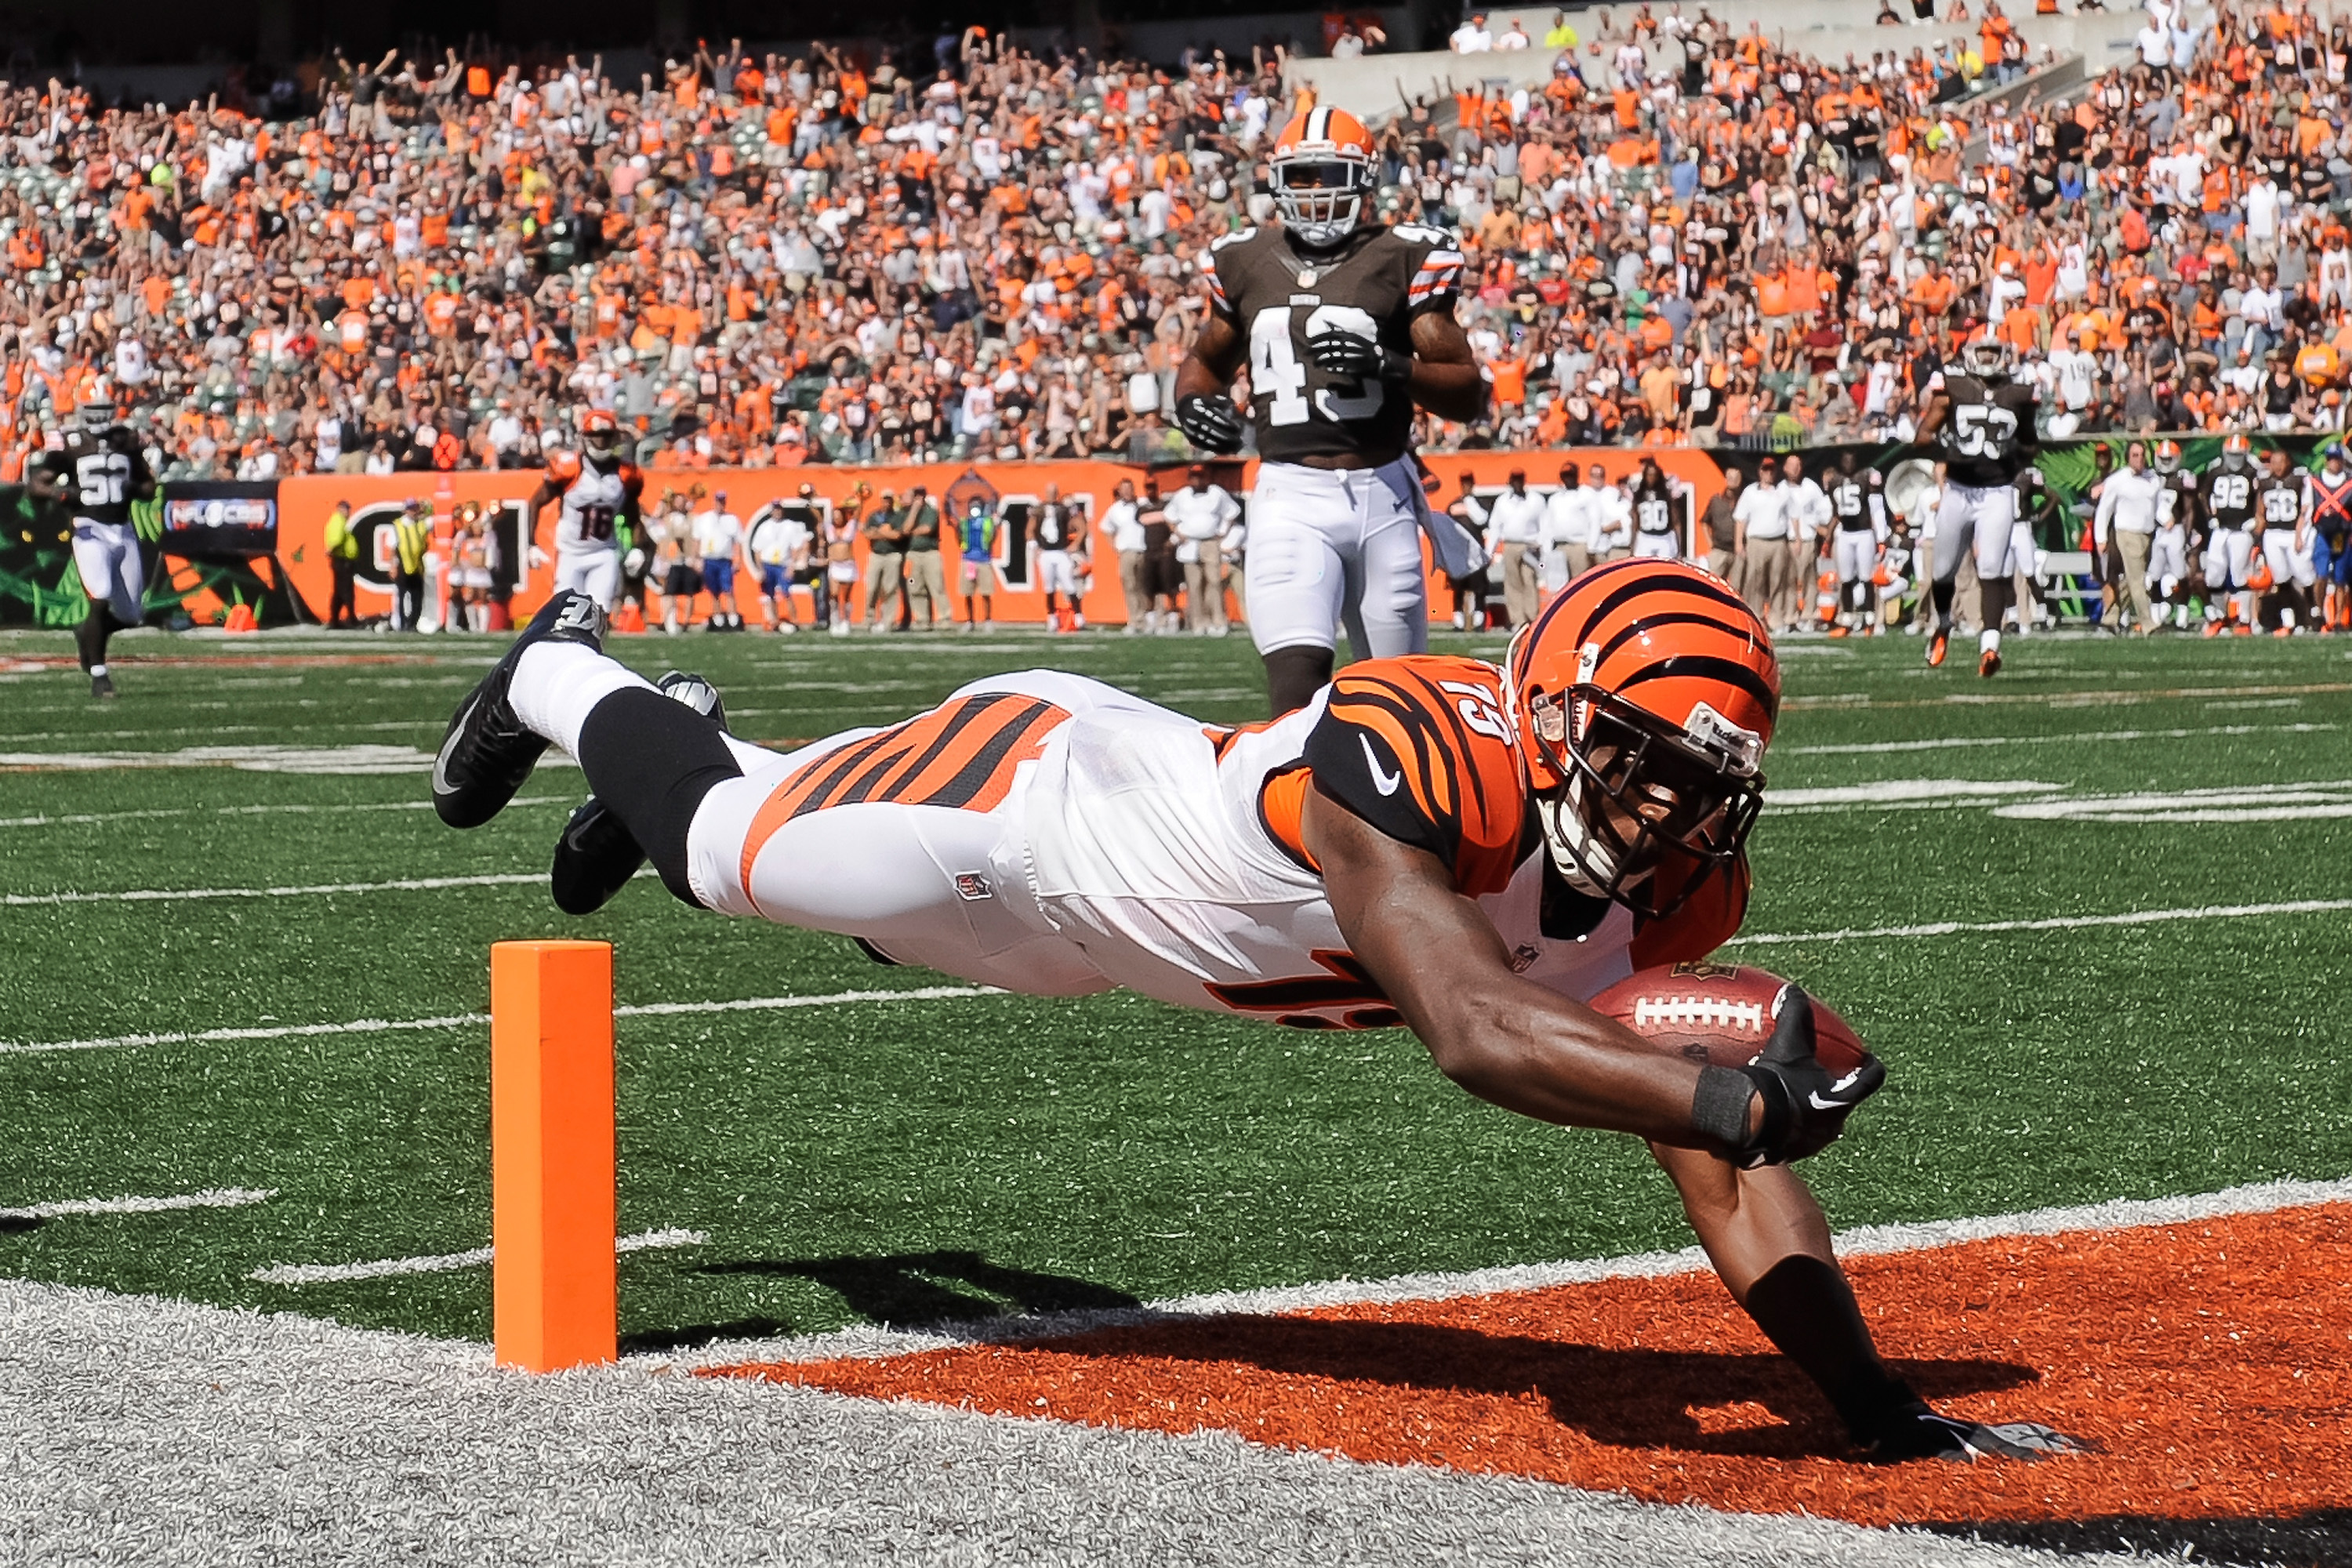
[1300,659,1526,898]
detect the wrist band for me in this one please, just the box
[1690,1064,1756,1149]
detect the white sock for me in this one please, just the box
[506,641,656,757]
[89,662,107,677]
[1981,627,2002,654]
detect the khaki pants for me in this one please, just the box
[2116,528,2156,630]
[1183,542,1227,631]
[1560,543,1594,584]
[1741,541,1794,626]
[1501,541,1543,626]
[1783,537,1815,628]
[904,550,947,625]
[1117,550,1149,627]
[1707,547,1737,587]
[861,553,903,623]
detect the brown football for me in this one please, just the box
[1588,963,1869,1076]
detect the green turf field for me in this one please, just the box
[2,626,2347,1350]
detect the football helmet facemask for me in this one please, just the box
[1268,107,1379,252]
[1958,338,2012,382]
[579,408,626,460]
[1506,559,1780,920]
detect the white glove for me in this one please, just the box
[528,546,550,569]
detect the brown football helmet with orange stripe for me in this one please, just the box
[1505,558,1779,919]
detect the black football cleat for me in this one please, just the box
[89,672,117,700]
[433,590,606,829]
[550,671,728,915]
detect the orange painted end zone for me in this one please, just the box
[709,1203,2352,1529]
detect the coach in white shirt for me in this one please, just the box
[1779,454,1831,629]
[1164,465,1240,635]
[1733,465,1796,632]
[1100,478,1149,633]
[2093,441,2165,633]
[1488,468,1549,626]
[1585,463,1634,560]
[1450,13,1494,50]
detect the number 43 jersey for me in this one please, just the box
[1204,221,1463,466]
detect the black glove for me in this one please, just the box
[1690,984,1885,1167]
[1860,1401,2093,1463]
[1305,329,1410,383]
[1174,393,1245,455]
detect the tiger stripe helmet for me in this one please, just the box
[579,406,625,460]
[1269,106,1378,249]
[1506,557,1780,919]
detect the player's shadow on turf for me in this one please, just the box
[691,1249,1142,1328]
[1043,1316,2037,1458]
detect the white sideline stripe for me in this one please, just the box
[0,795,566,831]
[0,985,1001,1055]
[678,1174,2352,1367]
[251,1226,706,1287]
[0,1187,275,1221]
[2,872,550,906]
[1782,720,2337,756]
[1722,897,2352,947]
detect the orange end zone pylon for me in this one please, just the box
[491,939,616,1372]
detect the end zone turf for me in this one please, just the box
[712,1191,2352,1541]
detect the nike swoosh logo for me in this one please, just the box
[1359,733,1403,797]
[433,697,475,797]
[1829,1068,1866,1094]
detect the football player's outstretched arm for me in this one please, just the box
[1305,784,1746,1149]
[1404,308,1488,424]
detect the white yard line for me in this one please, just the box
[1780,720,2336,756]
[0,795,567,832]
[1785,679,2352,712]
[0,985,1002,1055]
[0,1187,275,1221]
[1722,897,2352,947]
[680,1173,2352,1367]
[250,1226,706,1287]
[2,872,551,907]
[7,894,2339,1052]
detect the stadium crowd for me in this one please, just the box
[7,0,2352,484]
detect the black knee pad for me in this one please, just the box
[575,688,744,906]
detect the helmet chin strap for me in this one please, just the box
[1539,789,1615,898]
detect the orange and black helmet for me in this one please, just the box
[1505,557,1779,918]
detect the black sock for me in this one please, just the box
[75,604,113,673]
[1980,576,2015,634]
[574,688,743,907]
[1262,645,1336,717]
[1741,1254,1915,1441]
[1929,579,1956,630]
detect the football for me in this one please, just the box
[1588,962,1870,1077]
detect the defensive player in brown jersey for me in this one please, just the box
[1914,339,2041,677]
[431,561,2081,1463]
[1173,107,1489,717]
[30,388,157,699]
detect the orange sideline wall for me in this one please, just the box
[274,452,1730,627]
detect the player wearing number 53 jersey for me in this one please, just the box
[430,560,2080,1461]
[31,392,156,699]
[1915,339,2039,678]
[526,409,642,611]
[1174,107,1488,717]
